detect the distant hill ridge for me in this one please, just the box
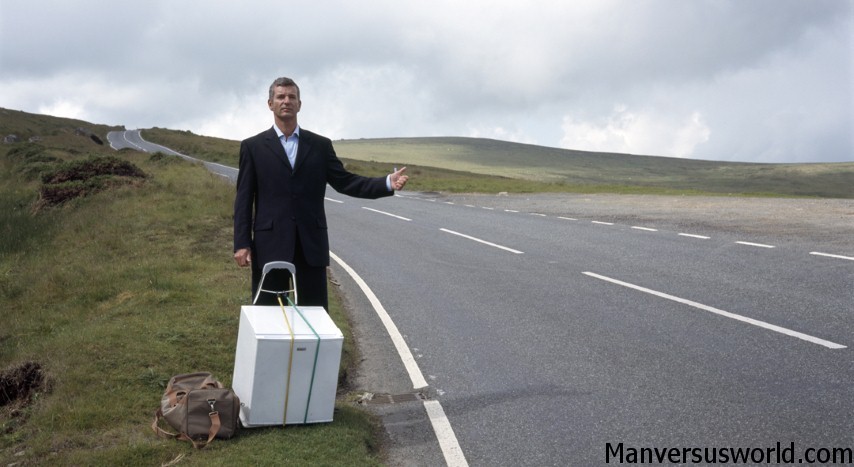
[333,136,854,198]
[3,108,852,198]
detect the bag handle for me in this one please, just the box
[152,408,221,449]
[152,408,178,440]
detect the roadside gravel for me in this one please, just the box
[433,193,854,254]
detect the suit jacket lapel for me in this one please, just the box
[263,128,291,171]
[292,130,311,174]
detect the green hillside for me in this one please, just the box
[4,107,851,198]
[1,108,123,151]
[334,137,854,198]
[140,127,853,198]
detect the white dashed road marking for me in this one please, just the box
[736,241,775,248]
[583,271,846,350]
[679,233,711,239]
[362,207,412,221]
[440,228,524,254]
[810,252,854,261]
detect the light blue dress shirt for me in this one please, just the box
[272,124,393,190]
[273,125,299,168]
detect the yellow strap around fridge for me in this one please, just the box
[277,294,296,425]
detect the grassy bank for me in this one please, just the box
[0,142,382,465]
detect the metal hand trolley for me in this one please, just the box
[253,261,298,306]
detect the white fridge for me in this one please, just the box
[232,305,343,427]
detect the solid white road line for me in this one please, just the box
[735,241,775,248]
[135,130,183,156]
[583,272,846,350]
[424,400,470,467]
[203,160,237,171]
[439,228,524,254]
[330,252,468,466]
[810,251,854,261]
[331,252,427,387]
[107,133,120,150]
[362,207,412,221]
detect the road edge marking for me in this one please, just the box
[331,252,427,387]
[424,400,470,467]
[331,252,468,466]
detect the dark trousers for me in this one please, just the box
[250,233,329,310]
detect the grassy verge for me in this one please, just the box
[142,128,238,167]
[0,147,382,466]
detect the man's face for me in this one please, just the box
[268,85,301,120]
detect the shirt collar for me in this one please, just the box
[273,124,300,139]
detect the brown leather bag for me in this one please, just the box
[152,372,240,448]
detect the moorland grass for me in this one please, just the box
[0,147,381,466]
[140,128,853,198]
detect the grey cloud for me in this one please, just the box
[1,0,850,162]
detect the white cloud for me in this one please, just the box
[295,63,433,140]
[38,100,86,121]
[561,106,710,158]
[466,125,537,146]
[180,91,269,142]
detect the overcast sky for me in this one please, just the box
[1,0,852,163]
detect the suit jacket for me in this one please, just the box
[233,127,392,268]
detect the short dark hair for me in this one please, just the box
[269,77,300,100]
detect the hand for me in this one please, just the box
[234,248,252,267]
[390,166,409,191]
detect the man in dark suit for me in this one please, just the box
[233,77,408,309]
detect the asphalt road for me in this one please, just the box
[327,192,852,466]
[110,130,853,466]
[107,129,237,182]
